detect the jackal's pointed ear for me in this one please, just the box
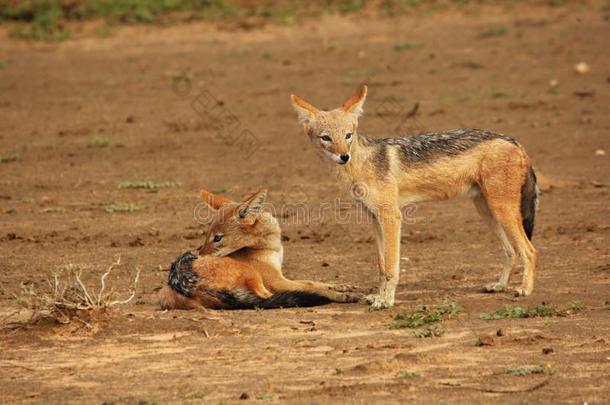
[237,189,268,220]
[341,85,368,118]
[290,94,318,125]
[199,189,234,210]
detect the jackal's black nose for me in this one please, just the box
[340,154,350,163]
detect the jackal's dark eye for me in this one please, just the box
[319,135,331,142]
[213,234,223,243]
[345,132,353,140]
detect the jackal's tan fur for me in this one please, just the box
[159,189,361,310]
[291,85,538,309]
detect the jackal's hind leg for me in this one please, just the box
[293,280,360,293]
[474,195,517,293]
[267,278,362,303]
[484,198,536,296]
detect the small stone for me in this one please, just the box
[239,392,249,400]
[574,62,589,74]
[595,149,606,156]
[321,262,329,267]
[548,79,559,88]
[542,347,554,355]
[476,336,496,346]
[496,328,505,337]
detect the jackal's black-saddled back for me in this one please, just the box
[362,128,519,172]
[168,251,198,297]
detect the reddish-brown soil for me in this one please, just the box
[1,3,609,404]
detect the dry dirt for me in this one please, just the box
[1,3,609,404]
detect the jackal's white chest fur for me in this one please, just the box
[270,246,284,270]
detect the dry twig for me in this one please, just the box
[6,257,141,327]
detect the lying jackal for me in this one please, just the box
[291,85,538,309]
[159,189,360,309]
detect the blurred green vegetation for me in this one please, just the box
[0,0,576,42]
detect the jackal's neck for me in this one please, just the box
[337,133,376,181]
[233,213,283,267]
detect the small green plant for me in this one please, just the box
[118,180,181,192]
[103,202,139,213]
[566,300,585,311]
[178,391,207,399]
[393,42,415,52]
[492,91,510,99]
[256,393,273,401]
[171,70,192,89]
[480,25,509,38]
[8,2,71,42]
[440,94,470,105]
[391,299,463,329]
[398,370,419,378]
[89,134,112,148]
[0,155,19,163]
[210,186,226,194]
[413,324,445,338]
[0,59,8,69]
[481,303,557,320]
[506,365,556,376]
[340,0,367,13]
[604,301,610,310]
[95,24,113,38]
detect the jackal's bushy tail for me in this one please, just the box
[520,167,538,240]
[167,251,198,297]
[212,289,332,309]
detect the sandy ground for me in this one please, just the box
[0,3,609,404]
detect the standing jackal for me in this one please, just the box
[159,189,360,310]
[290,85,538,309]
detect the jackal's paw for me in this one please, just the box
[513,286,532,297]
[483,282,507,293]
[364,294,393,310]
[340,292,363,303]
[329,283,359,293]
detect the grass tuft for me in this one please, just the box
[492,91,510,99]
[118,180,181,192]
[256,393,273,401]
[103,202,139,213]
[398,370,419,378]
[566,300,585,311]
[480,25,509,38]
[178,391,208,399]
[89,134,112,148]
[481,301,590,320]
[391,299,463,331]
[393,42,416,52]
[0,155,19,163]
[481,303,557,320]
[505,365,556,376]
[413,324,445,338]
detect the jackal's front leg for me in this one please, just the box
[366,207,401,309]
